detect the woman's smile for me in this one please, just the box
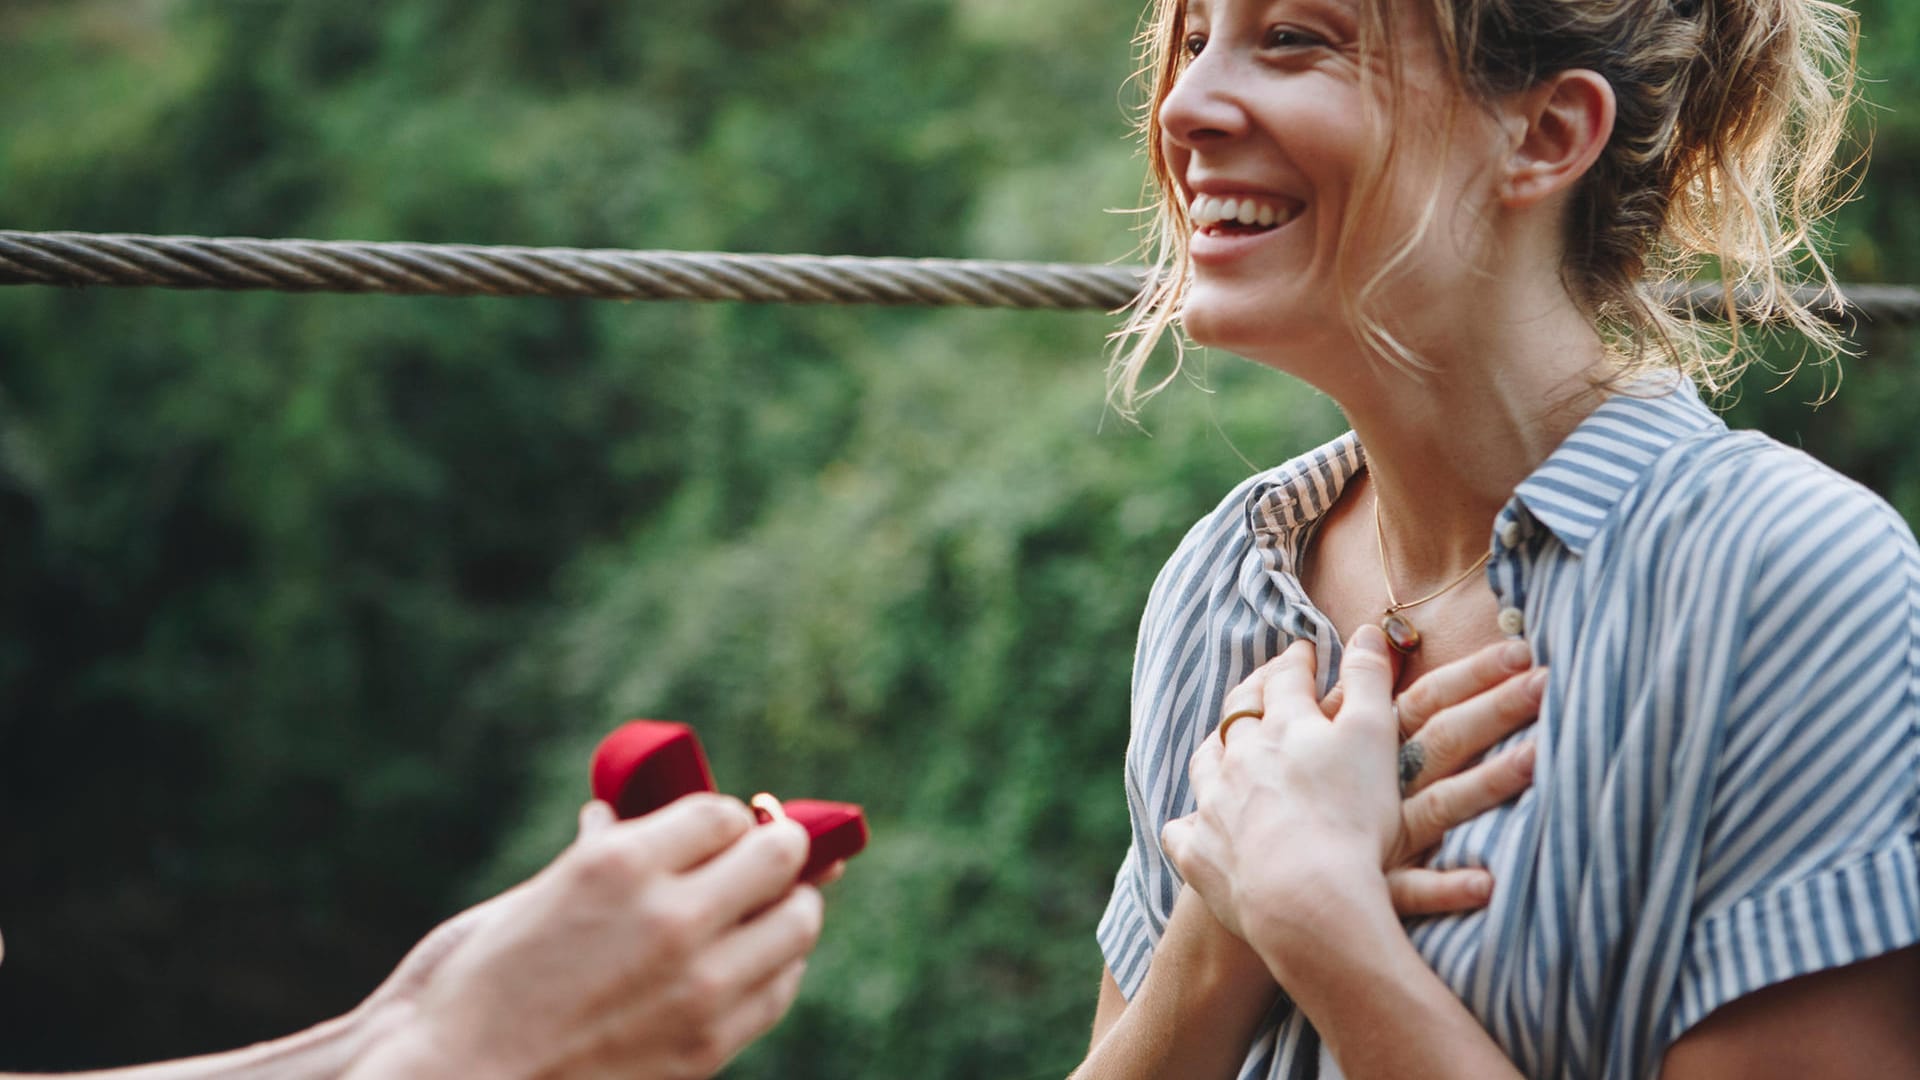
[1187,190,1307,266]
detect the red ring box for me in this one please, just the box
[755,798,870,881]
[591,721,717,820]
[590,720,868,878]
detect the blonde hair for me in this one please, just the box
[1109,0,1862,414]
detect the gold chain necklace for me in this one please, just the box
[1373,493,1493,655]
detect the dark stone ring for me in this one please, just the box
[1398,739,1426,796]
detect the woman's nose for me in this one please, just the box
[1159,51,1247,149]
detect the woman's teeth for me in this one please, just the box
[1189,194,1300,232]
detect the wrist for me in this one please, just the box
[1240,852,1400,989]
[1163,888,1275,985]
[342,1003,473,1080]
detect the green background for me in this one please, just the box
[1,1,1916,1075]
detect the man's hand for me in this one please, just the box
[350,794,823,1080]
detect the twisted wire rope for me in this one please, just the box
[3,230,1918,324]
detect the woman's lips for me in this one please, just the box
[1185,191,1305,265]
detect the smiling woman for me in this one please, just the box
[1074,1,1918,1079]
[1111,0,1856,408]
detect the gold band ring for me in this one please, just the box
[751,792,791,824]
[1218,683,1267,741]
[1218,708,1264,741]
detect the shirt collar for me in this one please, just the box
[1510,376,1725,556]
[1246,431,1365,538]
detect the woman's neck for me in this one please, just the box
[1333,296,1614,588]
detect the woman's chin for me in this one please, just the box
[1178,303,1256,353]
[1181,306,1317,363]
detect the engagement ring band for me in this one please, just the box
[1218,708,1264,741]
[751,792,791,823]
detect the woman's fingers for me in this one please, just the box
[1399,740,1537,855]
[1401,667,1546,794]
[1256,639,1322,726]
[1328,625,1398,735]
[1214,646,1296,744]
[1161,816,1238,935]
[1162,814,1222,890]
[1394,639,1534,741]
[1189,729,1224,792]
[1386,867,1496,917]
[1319,683,1344,718]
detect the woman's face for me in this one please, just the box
[1160,0,1499,372]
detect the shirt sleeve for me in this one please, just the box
[1097,583,1177,1003]
[1096,843,1156,999]
[1094,468,1286,1003]
[1669,472,1920,1041]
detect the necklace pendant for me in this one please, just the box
[1381,611,1422,654]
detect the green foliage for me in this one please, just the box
[0,0,1917,1075]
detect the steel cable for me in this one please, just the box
[3,230,1916,324]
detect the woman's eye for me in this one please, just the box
[1261,26,1322,49]
[1182,32,1207,59]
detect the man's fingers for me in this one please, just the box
[705,882,825,996]
[1402,667,1546,794]
[679,818,810,927]
[612,792,757,874]
[707,956,810,1070]
[1387,867,1496,916]
[1401,740,1537,853]
[577,799,617,840]
[1395,639,1533,740]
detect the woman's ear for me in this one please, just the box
[1498,69,1616,208]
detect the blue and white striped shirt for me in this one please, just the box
[1096,379,1920,1079]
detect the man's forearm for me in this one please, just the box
[1,1006,392,1080]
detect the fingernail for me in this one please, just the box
[1472,873,1495,901]
[1526,668,1550,694]
[1500,641,1532,670]
[1353,624,1388,655]
[1514,740,1538,772]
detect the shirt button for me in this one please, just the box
[1498,607,1526,636]
[1499,521,1522,547]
